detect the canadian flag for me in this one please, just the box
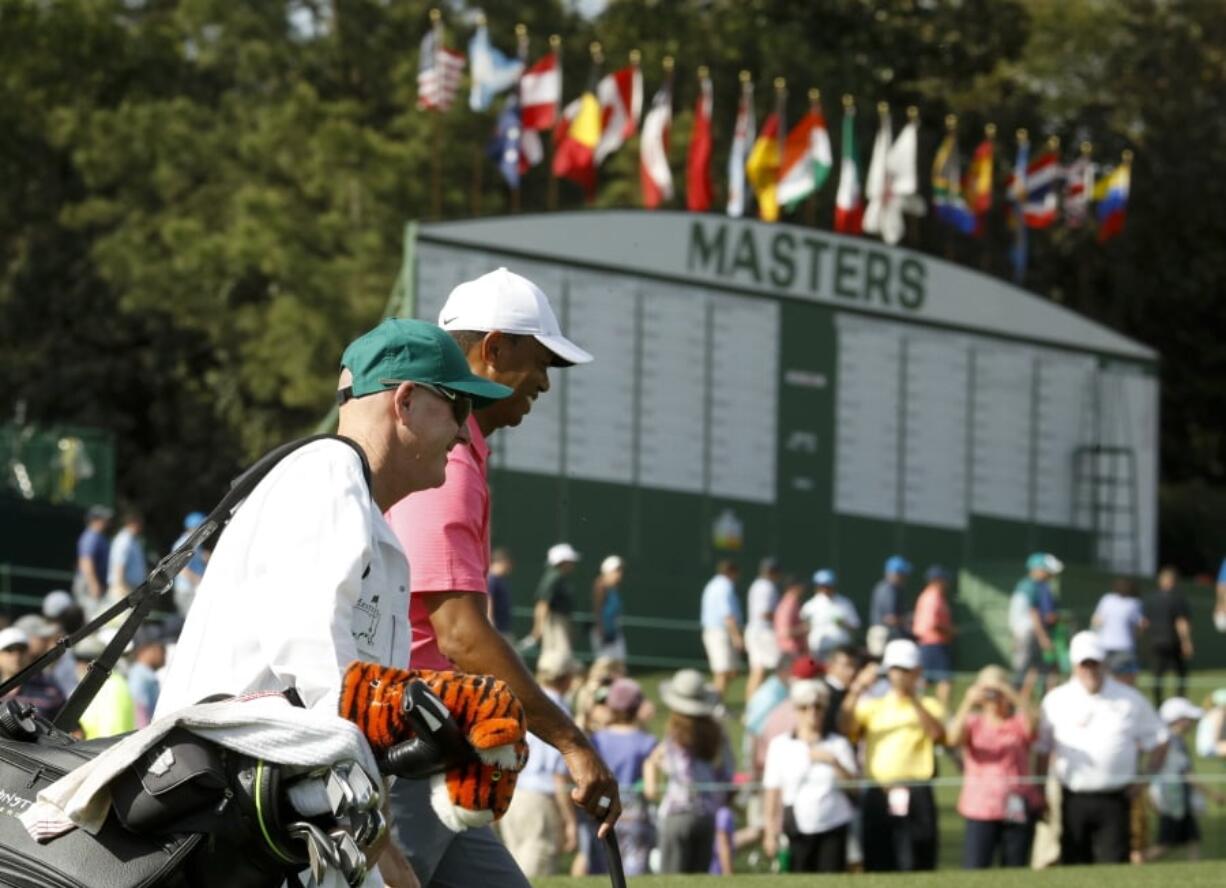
[519,52,561,131]
[594,63,643,164]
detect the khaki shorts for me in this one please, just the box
[499,789,562,877]
[744,624,781,670]
[703,628,739,674]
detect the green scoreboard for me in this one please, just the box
[402,212,1158,663]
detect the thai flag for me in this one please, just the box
[1020,148,1062,228]
[417,29,465,112]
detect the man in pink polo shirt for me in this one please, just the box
[385,268,620,887]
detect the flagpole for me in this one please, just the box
[904,104,920,246]
[510,22,528,214]
[546,33,564,212]
[1011,127,1029,285]
[941,113,958,259]
[429,8,444,220]
[803,88,820,226]
[978,121,996,272]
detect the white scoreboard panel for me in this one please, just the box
[832,312,1157,572]
[414,243,781,505]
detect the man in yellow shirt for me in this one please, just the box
[841,639,945,872]
[74,633,136,740]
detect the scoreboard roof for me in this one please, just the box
[417,211,1157,363]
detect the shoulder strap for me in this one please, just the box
[0,435,372,729]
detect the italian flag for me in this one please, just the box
[777,107,833,209]
[834,108,863,234]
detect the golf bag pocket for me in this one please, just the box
[0,735,201,888]
[110,728,228,834]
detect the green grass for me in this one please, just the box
[573,668,1226,875]
[536,861,1226,887]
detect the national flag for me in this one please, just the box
[932,129,976,235]
[864,110,925,245]
[490,94,525,188]
[552,92,602,197]
[519,51,561,130]
[640,81,673,209]
[416,28,466,112]
[777,103,833,209]
[834,106,863,233]
[1094,153,1131,243]
[1007,136,1030,283]
[1063,150,1095,228]
[1018,146,1062,228]
[468,23,524,112]
[726,77,756,218]
[963,136,994,234]
[746,112,782,222]
[686,70,714,212]
[594,63,643,164]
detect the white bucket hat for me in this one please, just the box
[660,669,721,717]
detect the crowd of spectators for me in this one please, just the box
[2,510,1224,878]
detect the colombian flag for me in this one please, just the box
[552,92,602,199]
[1094,154,1131,243]
[746,112,782,222]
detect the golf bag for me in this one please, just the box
[0,435,462,887]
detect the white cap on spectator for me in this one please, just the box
[600,555,624,574]
[1069,630,1106,665]
[438,268,593,367]
[1159,697,1205,724]
[0,627,29,651]
[882,638,921,671]
[790,679,830,708]
[42,589,73,619]
[547,543,581,566]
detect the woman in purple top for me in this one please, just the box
[644,669,732,874]
[591,678,657,876]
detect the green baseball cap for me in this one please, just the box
[340,318,512,407]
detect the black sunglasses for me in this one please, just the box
[402,380,472,427]
[338,380,472,427]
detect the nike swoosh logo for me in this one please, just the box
[441,315,458,324]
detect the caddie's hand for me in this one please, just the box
[564,744,622,837]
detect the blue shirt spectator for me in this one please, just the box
[869,556,912,643]
[701,573,742,630]
[108,513,147,592]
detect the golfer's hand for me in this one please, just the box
[564,745,622,837]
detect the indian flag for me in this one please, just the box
[777,107,833,209]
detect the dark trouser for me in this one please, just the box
[787,821,849,873]
[862,785,938,872]
[1151,642,1187,705]
[963,817,1035,868]
[659,810,715,874]
[1061,788,1130,865]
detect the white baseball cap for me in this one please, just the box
[0,627,30,651]
[438,268,594,367]
[1159,697,1205,724]
[882,638,921,671]
[547,542,581,566]
[1069,630,1106,665]
[42,589,73,619]
[600,555,624,574]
